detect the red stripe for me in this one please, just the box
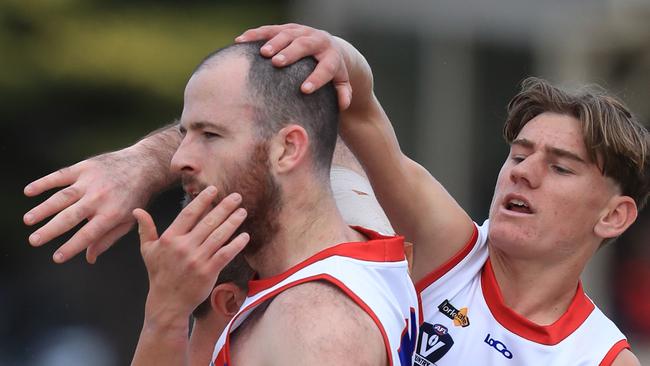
[599,339,630,366]
[481,259,595,345]
[214,274,394,365]
[415,225,479,293]
[248,226,405,296]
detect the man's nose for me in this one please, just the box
[170,137,199,175]
[510,154,542,189]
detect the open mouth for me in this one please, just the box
[504,198,533,214]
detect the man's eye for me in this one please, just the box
[551,165,573,175]
[511,155,525,163]
[203,132,220,138]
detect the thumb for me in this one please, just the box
[133,208,158,244]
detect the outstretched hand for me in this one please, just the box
[24,146,166,264]
[235,23,352,110]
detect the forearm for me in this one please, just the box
[130,122,183,193]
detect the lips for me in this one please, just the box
[503,194,534,214]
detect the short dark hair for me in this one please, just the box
[504,77,649,211]
[194,41,339,176]
[192,254,253,319]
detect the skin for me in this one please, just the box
[134,52,388,365]
[189,283,246,366]
[234,23,641,365]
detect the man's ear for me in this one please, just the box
[210,283,246,317]
[269,125,310,174]
[594,195,638,240]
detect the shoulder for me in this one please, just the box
[258,281,387,365]
[610,349,640,366]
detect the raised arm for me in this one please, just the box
[23,123,182,263]
[237,24,474,282]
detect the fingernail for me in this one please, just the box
[303,82,314,93]
[24,213,34,224]
[232,193,242,202]
[237,208,247,217]
[235,36,246,42]
[53,252,64,263]
[29,233,41,246]
[274,54,286,64]
[206,186,217,195]
[24,185,33,195]
[262,44,273,54]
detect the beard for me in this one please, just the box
[181,142,283,259]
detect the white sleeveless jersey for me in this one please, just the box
[414,220,630,366]
[211,227,419,366]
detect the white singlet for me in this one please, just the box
[414,220,630,366]
[211,227,419,366]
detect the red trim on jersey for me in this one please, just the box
[481,259,595,345]
[248,226,405,296]
[599,339,631,366]
[414,224,479,294]
[213,274,394,366]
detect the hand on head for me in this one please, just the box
[235,24,352,110]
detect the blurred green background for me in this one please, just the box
[2,0,649,365]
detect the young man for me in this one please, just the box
[236,24,648,365]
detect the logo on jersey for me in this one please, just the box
[484,333,513,359]
[414,323,454,365]
[437,299,470,327]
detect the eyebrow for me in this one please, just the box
[511,138,587,164]
[181,120,228,134]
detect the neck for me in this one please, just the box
[188,317,224,366]
[246,183,365,278]
[487,243,586,325]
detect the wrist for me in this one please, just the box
[142,295,192,338]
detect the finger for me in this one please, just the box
[267,32,329,67]
[85,222,133,264]
[28,200,91,247]
[24,185,83,226]
[335,83,353,111]
[260,28,316,59]
[208,232,250,272]
[51,215,114,263]
[235,24,302,44]
[24,164,80,197]
[133,208,158,244]
[300,50,350,96]
[167,186,218,236]
[190,192,243,243]
[200,207,247,257]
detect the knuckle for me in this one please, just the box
[60,186,80,200]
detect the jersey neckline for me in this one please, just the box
[481,258,595,345]
[247,226,405,296]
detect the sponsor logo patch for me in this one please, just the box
[437,299,470,327]
[484,333,513,359]
[414,323,454,365]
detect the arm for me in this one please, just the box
[237,25,474,282]
[131,187,249,366]
[611,349,641,366]
[23,123,182,263]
